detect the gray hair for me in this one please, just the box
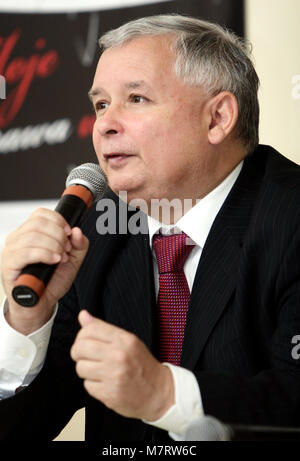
[99,14,260,154]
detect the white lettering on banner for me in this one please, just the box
[70,13,100,67]
[0,118,72,153]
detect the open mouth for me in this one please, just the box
[107,154,125,159]
[104,153,133,159]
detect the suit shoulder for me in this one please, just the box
[260,145,300,188]
[253,145,300,204]
[252,145,300,228]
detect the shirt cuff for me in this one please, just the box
[0,298,58,377]
[143,362,204,436]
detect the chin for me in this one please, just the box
[108,181,136,200]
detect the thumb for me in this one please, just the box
[78,309,96,327]
[70,227,89,251]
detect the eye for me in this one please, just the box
[129,94,148,104]
[94,101,109,113]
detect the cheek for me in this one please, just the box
[141,119,188,164]
[92,125,104,165]
[138,118,179,156]
[145,115,206,181]
[92,123,100,151]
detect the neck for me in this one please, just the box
[129,143,247,225]
[149,157,245,225]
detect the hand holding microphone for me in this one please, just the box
[1,163,107,334]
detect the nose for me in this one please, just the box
[94,104,124,137]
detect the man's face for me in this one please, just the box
[91,35,213,204]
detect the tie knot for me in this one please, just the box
[153,232,194,274]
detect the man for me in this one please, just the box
[1,14,300,441]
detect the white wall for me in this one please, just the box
[246,0,300,164]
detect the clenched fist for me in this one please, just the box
[71,310,175,421]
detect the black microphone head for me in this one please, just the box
[66,163,107,201]
[184,416,232,441]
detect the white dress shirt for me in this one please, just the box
[144,161,243,439]
[0,300,57,399]
[0,160,243,439]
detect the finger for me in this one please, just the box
[75,359,104,381]
[4,247,62,274]
[83,380,106,403]
[7,216,71,251]
[30,207,72,234]
[77,313,123,343]
[9,231,71,256]
[70,338,106,362]
[78,309,97,327]
[69,228,89,252]
[72,345,133,387]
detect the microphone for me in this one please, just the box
[183,416,300,441]
[12,163,107,307]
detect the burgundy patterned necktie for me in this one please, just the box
[153,232,195,366]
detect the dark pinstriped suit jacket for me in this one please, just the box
[1,144,300,441]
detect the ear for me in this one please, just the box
[207,92,239,145]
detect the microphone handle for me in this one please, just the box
[183,415,300,441]
[231,424,300,441]
[12,194,88,307]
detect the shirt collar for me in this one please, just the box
[148,160,243,249]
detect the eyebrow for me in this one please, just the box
[88,88,102,102]
[124,80,150,90]
[88,80,151,101]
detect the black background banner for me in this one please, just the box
[0,0,244,200]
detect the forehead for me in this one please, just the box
[93,35,178,89]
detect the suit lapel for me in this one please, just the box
[181,150,267,369]
[104,231,156,351]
